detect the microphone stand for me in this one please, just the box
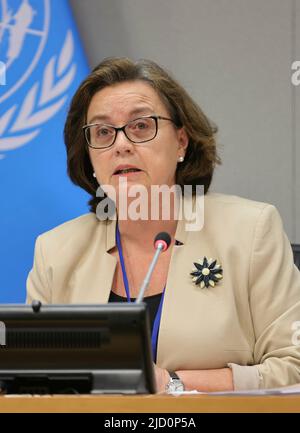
[135,242,165,304]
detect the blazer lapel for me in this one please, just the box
[67,218,117,304]
[156,193,207,365]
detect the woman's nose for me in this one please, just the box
[113,129,135,154]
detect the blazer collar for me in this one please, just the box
[106,217,117,252]
[174,192,204,245]
[104,193,202,249]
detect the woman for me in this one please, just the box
[27,58,300,393]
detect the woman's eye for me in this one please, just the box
[136,121,148,129]
[97,127,110,136]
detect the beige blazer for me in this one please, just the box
[27,193,300,390]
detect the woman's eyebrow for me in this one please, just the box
[87,106,154,124]
[128,106,154,117]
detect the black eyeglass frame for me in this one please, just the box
[82,115,176,149]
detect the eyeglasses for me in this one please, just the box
[83,115,176,149]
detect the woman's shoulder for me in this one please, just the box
[205,192,271,209]
[37,213,107,246]
[204,192,276,218]
[203,192,282,232]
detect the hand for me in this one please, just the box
[153,363,170,393]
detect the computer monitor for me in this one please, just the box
[0,303,156,394]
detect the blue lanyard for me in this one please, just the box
[116,223,165,362]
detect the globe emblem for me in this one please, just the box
[0,0,50,103]
[0,0,76,159]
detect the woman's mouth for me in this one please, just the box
[113,168,142,176]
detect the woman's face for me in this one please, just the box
[87,80,188,197]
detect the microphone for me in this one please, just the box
[135,232,171,304]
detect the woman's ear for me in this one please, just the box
[177,127,189,154]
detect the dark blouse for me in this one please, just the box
[108,291,163,333]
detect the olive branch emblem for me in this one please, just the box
[0,30,76,158]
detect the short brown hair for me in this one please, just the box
[64,57,221,212]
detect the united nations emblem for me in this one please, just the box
[0,0,50,103]
[0,0,76,158]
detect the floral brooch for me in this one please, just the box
[190,256,223,288]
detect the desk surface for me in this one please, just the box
[0,394,300,413]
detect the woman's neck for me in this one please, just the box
[117,218,178,252]
[116,191,180,250]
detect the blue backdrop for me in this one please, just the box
[0,0,90,302]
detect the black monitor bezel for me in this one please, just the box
[0,303,156,394]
